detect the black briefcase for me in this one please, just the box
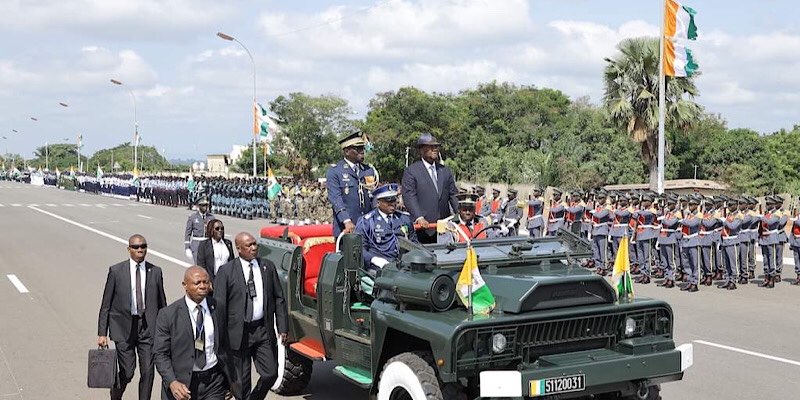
[87,348,117,388]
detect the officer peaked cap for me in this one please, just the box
[339,131,367,149]
[373,183,399,200]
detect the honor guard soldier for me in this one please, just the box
[718,198,742,290]
[789,197,800,285]
[502,188,523,236]
[489,188,503,223]
[758,196,782,288]
[680,196,703,292]
[699,197,720,286]
[774,195,788,281]
[326,131,379,237]
[590,190,612,275]
[633,194,659,284]
[745,197,760,278]
[737,198,753,284]
[566,189,586,236]
[657,195,681,288]
[184,197,214,263]
[610,194,634,265]
[438,193,496,244]
[356,184,417,275]
[546,188,567,236]
[526,187,545,238]
[474,186,491,217]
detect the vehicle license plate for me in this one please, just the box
[529,374,585,397]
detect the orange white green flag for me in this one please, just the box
[665,0,698,41]
[663,39,698,77]
[612,236,634,300]
[456,246,495,315]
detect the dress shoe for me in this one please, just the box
[726,282,737,290]
[686,284,699,292]
[659,279,675,288]
[738,277,748,285]
[774,274,782,283]
[759,276,775,288]
[631,265,640,275]
[675,272,685,282]
[701,275,713,286]
[791,276,800,285]
[680,283,692,291]
[635,275,651,284]
[748,271,755,279]
[596,268,608,276]
[654,270,665,278]
[712,271,723,280]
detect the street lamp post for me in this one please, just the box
[110,79,140,175]
[45,141,49,171]
[217,31,257,177]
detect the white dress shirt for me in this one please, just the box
[211,238,230,274]
[422,159,438,191]
[240,258,264,321]
[184,296,217,371]
[129,259,146,315]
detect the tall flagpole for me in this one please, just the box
[656,0,667,194]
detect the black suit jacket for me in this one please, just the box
[196,238,235,282]
[97,260,167,342]
[213,258,288,351]
[401,160,459,223]
[153,297,222,398]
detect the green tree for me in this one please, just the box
[603,36,703,189]
[87,143,170,173]
[31,143,81,171]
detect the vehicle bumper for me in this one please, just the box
[479,342,693,398]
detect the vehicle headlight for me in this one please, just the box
[491,333,507,354]
[624,317,637,337]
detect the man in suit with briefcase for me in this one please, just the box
[401,133,459,243]
[97,234,167,400]
[154,266,228,400]
[214,232,288,400]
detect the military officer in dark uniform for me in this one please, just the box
[546,188,567,236]
[184,197,214,263]
[502,188,523,236]
[718,198,742,290]
[356,184,417,274]
[525,187,545,238]
[590,190,612,274]
[326,132,379,237]
[633,194,659,284]
[758,196,782,288]
[657,195,681,288]
[680,196,703,292]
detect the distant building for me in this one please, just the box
[205,145,249,174]
[604,179,728,196]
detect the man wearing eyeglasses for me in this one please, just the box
[97,234,167,400]
[326,131,379,237]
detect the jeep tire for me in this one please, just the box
[377,351,466,400]
[271,345,313,395]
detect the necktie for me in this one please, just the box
[429,165,439,192]
[195,305,206,369]
[135,264,144,316]
[245,262,255,322]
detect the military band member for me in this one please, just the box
[184,197,214,263]
[525,187,545,238]
[356,184,417,275]
[718,199,742,290]
[680,196,703,292]
[657,195,681,288]
[789,199,800,286]
[502,188,523,236]
[633,194,659,284]
[590,190,612,275]
[438,193,496,244]
[546,188,567,236]
[758,196,782,288]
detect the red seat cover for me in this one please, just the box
[300,237,335,298]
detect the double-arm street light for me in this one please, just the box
[217,31,257,177]
[110,79,140,174]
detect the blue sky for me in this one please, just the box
[1,0,798,160]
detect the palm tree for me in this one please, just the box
[603,37,702,189]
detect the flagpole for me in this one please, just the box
[657,0,667,195]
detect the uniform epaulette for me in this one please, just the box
[363,212,374,220]
[397,210,410,216]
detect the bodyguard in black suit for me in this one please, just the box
[97,234,167,400]
[401,133,459,243]
[154,266,228,400]
[195,219,235,283]
[214,232,288,400]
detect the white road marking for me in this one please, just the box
[111,203,124,207]
[29,204,38,207]
[6,275,29,293]
[137,214,153,219]
[63,204,74,207]
[96,204,107,208]
[11,204,21,207]
[0,204,4,207]
[45,203,57,207]
[694,340,800,367]
[79,204,91,207]
[28,206,192,268]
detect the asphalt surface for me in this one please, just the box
[0,181,798,399]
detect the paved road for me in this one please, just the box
[0,181,798,399]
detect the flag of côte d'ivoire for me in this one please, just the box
[456,246,496,315]
[663,0,699,77]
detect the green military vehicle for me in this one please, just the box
[258,225,692,399]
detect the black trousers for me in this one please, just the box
[228,321,278,400]
[112,316,154,400]
[416,228,437,244]
[160,364,227,400]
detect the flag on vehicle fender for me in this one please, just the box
[612,236,635,299]
[456,246,495,314]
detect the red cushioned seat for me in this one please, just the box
[300,237,336,298]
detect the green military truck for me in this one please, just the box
[258,225,692,399]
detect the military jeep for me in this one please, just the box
[257,224,692,399]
